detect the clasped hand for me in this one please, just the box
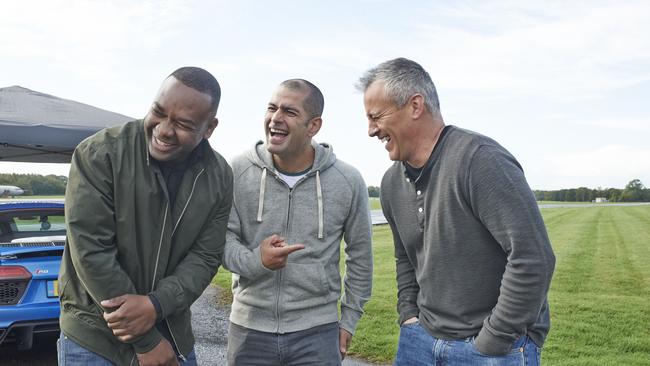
[101,294,178,365]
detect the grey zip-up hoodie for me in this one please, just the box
[223,141,373,335]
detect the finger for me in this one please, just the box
[101,295,126,308]
[269,235,285,244]
[263,234,284,245]
[339,329,352,359]
[103,309,123,323]
[105,320,122,330]
[270,240,287,248]
[279,244,305,255]
[339,336,347,358]
[117,334,134,342]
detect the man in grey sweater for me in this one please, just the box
[357,58,555,365]
[223,79,373,365]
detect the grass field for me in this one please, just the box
[369,197,381,210]
[216,205,650,365]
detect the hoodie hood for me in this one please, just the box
[245,140,336,239]
[246,140,336,173]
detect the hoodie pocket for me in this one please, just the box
[281,262,330,311]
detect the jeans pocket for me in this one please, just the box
[470,336,527,357]
[400,320,420,328]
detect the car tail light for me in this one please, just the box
[1,266,32,305]
[0,266,32,280]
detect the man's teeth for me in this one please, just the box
[380,136,390,143]
[270,128,288,135]
[155,136,172,146]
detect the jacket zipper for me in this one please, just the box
[150,168,204,362]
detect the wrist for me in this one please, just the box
[148,293,163,322]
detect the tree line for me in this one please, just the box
[3,174,649,202]
[0,173,67,195]
[534,179,650,202]
[369,179,650,203]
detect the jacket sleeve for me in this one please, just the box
[339,172,374,335]
[150,169,233,319]
[382,190,420,326]
[468,145,556,356]
[65,142,162,353]
[222,196,274,279]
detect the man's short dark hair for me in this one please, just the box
[170,67,221,114]
[280,79,324,119]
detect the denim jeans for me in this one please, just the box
[394,322,541,366]
[57,332,198,365]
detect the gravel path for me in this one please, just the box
[191,284,390,365]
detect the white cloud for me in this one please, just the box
[572,117,650,132]
[413,1,650,100]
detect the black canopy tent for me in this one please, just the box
[0,86,133,163]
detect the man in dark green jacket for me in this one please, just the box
[58,67,233,365]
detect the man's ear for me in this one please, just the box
[410,94,426,119]
[203,117,219,139]
[307,117,322,138]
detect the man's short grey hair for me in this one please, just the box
[356,58,440,114]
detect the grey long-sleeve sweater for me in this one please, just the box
[223,141,373,335]
[381,126,555,356]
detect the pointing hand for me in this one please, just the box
[260,234,305,270]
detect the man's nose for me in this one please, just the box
[368,120,378,137]
[157,118,175,137]
[271,109,284,122]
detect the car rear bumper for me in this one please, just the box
[0,301,60,349]
[0,318,60,349]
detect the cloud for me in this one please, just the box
[571,117,650,132]
[412,1,650,101]
[0,0,191,82]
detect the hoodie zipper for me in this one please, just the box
[150,168,204,362]
[275,187,293,333]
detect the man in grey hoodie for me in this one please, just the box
[223,79,373,365]
[357,58,555,365]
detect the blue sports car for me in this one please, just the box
[0,200,64,350]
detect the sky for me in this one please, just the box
[1,0,649,190]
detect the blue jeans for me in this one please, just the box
[57,332,198,365]
[394,322,541,366]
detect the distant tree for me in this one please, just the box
[367,186,380,198]
[0,173,66,195]
[620,179,645,202]
[564,189,576,202]
[576,187,591,202]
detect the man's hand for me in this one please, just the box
[402,317,418,325]
[136,339,179,366]
[101,294,157,342]
[339,328,353,360]
[260,234,305,270]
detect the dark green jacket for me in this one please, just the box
[59,120,233,365]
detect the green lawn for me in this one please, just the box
[214,205,650,365]
[369,197,381,210]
